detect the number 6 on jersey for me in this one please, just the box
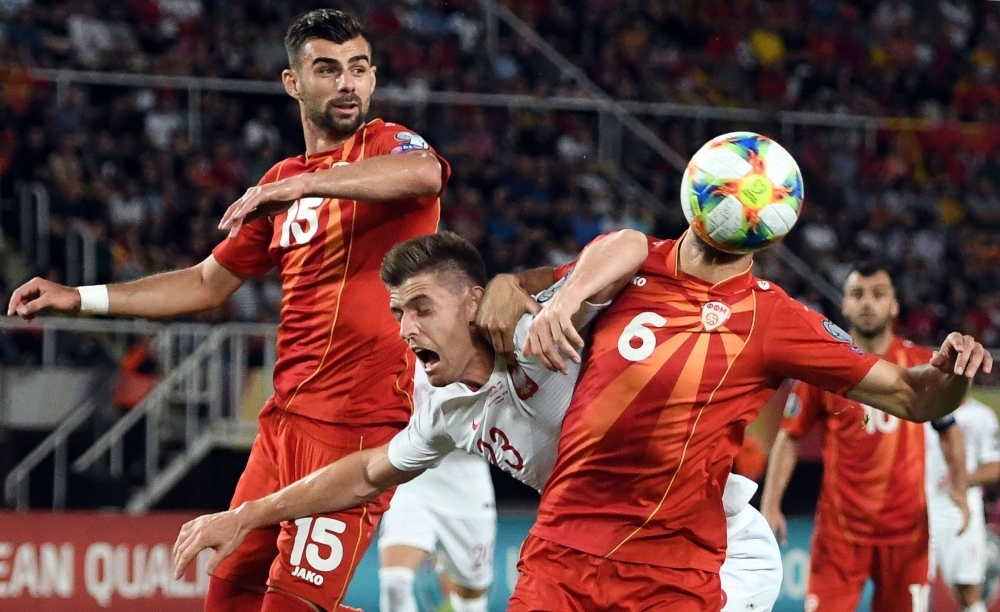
[618,312,667,362]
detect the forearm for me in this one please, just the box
[299,151,442,201]
[106,258,241,319]
[559,230,647,305]
[968,462,1000,487]
[760,431,800,513]
[235,448,410,531]
[939,426,969,492]
[513,268,557,295]
[905,364,970,422]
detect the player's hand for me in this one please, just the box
[950,483,971,535]
[930,332,993,379]
[219,177,307,238]
[476,274,541,359]
[7,277,81,320]
[762,506,788,546]
[524,292,584,374]
[172,509,248,579]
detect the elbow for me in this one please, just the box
[415,153,443,196]
[896,386,927,422]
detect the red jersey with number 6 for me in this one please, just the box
[782,337,933,545]
[533,234,879,572]
[212,119,450,431]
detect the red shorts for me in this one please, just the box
[508,534,723,612]
[806,527,930,612]
[213,400,397,611]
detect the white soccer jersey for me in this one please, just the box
[926,397,1000,512]
[389,450,496,519]
[388,303,598,490]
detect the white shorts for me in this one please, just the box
[378,498,496,590]
[930,502,987,586]
[721,504,783,612]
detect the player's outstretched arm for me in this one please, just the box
[760,430,801,546]
[938,424,971,534]
[847,333,992,422]
[525,229,649,373]
[172,443,419,579]
[219,151,443,235]
[8,255,244,320]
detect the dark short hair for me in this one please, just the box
[285,9,367,67]
[848,261,890,279]
[381,232,488,291]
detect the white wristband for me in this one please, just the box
[77,285,110,314]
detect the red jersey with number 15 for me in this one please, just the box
[532,234,879,573]
[782,336,933,545]
[213,119,450,432]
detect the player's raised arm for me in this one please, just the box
[219,151,444,234]
[8,255,244,321]
[846,332,992,423]
[524,229,649,373]
[172,444,418,579]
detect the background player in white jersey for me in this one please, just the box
[926,397,1000,612]
[173,231,783,611]
[378,450,496,612]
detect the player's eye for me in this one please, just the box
[351,67,366,75]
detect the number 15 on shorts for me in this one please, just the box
[289,516,347,585]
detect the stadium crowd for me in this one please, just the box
[1,0,1000,364]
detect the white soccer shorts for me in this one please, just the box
[378,499,496,590]
[930,504,987,586]
[721,504,783,612]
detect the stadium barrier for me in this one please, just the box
[0,511,991,612]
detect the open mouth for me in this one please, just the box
[413,348,441,369]
[332,102,359,113]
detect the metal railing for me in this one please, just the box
[65,220,98,287]
[68,322,277,513]
[1,317,216,510]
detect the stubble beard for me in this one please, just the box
[305,95,367,140]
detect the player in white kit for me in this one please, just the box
[926,397,1000,612]
[173,230,783,611]
[378,450,496,612]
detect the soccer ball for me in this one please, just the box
[680,131,804,254]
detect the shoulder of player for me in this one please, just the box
[895,337,934,362]
[258,156,307,184]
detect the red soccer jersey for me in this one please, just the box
[213,119,450,431]
[782,336,932,545]
[534,235,879,572]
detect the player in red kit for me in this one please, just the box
[7,9,449,612]
[476,230,990,612]
[760,264,970,612]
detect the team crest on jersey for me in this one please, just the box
[391,131,430,154]
[507,363,539,400]
[757,280,771,290]
[701,301,732,331]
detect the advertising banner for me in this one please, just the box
[2,512,997,611]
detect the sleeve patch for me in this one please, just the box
[822,319,854,343]
[390,131,430,154]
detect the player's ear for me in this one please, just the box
[282,69,301,100]
[890,297,899,320]
[466,286,485,321]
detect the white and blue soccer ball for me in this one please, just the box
[680,131,804,254]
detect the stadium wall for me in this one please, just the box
[0,512,988,612]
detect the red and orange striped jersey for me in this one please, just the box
[213,119,449,432]
[782,337,933,545]
[533,234,878,572]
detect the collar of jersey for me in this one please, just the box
[300,119,380,164]
[662,230,757,295]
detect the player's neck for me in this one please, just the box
[677,233,753,285]
[459,337,496,390]
[851,329,894,357]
